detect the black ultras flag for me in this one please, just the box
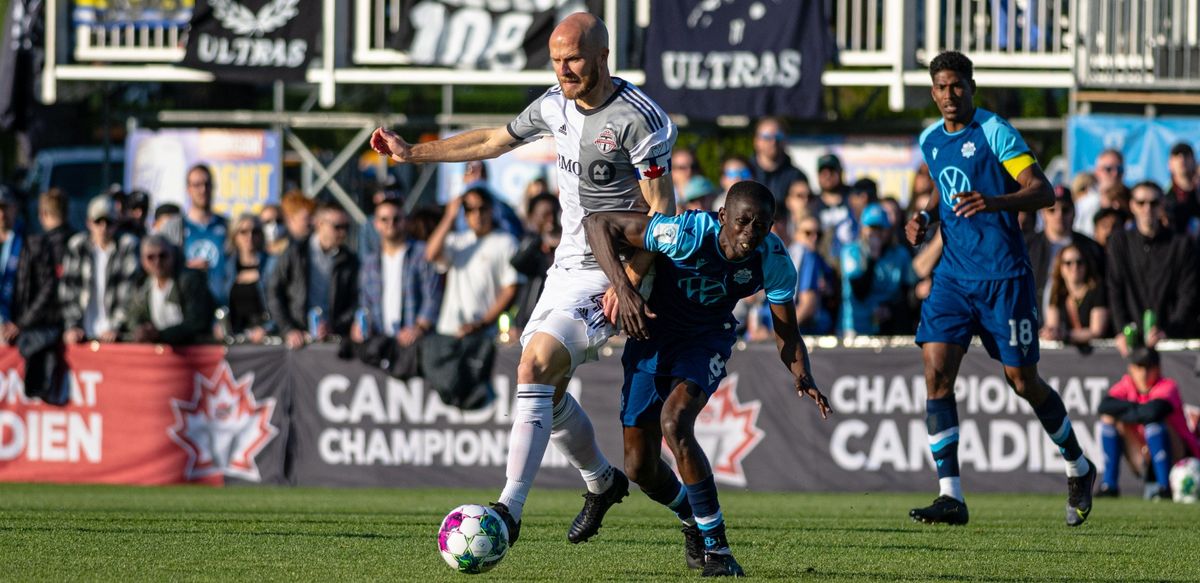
[641,0,834,119]
[390,1,603,71]
[183,0,320,82]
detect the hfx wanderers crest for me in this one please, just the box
[168,362,278,481]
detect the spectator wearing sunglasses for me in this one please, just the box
[671,147,701,206]
[268,201,360,349]
[60,195,142,344]
[222,213,276,343]
[1077,150,1130,236]
[815,153,849,232]
[125,235,215,345]
[1039,243,1108,349]
[787,213,834,334]
[1106,181,1199,355]
[749,117,808,207]
[1025,186,1105,323]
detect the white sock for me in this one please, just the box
[498,384,555,522]
[1065,455,1090,478]
[939,477,963,502]
[551,392,614,494]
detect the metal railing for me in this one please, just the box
[46,0,1200,109]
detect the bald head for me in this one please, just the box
[552,12,608,54]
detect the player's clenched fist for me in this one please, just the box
[905,215,928,246]
[371,128,411,163]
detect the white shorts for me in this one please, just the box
[520,264,615,374]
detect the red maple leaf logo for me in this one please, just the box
[168,362,278,481]
[665,373,765,487]
[641,162,668,180]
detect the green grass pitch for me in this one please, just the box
[0,483,1196,581]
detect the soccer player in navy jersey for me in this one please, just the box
[585,181,832,576]
[905,51,1096,526]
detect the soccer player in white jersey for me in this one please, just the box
[371,13,676,548]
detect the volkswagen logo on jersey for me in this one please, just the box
[593,126,618,154]
[938,166,972,207]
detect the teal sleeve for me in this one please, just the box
[762,235,798,304]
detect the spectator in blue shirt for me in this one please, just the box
[0,188,25,327]
[183,164,230,305]
[840,203,916,336]
[787,213,834,334]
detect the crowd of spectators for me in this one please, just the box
[4,126,1200,401]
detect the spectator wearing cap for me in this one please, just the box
[816,153,849,232]
[0,187,26,328]
[1091,207,1128,248]
[423,187,522,408]
[353,197,441,350]
[838,203,916,336]
[787,213,835,335]
[831,177,879,263]
[510,193,560,334]
[1096,347,1200,499]
[59,195,142,344]
[182,164,231,305]
[120,190,150,239]
[125,235,215,345]
[269,202,360,349]
[1165,142,1200,237]
[1025,185,1105,321]
[681,176,720,212]
[1106,181,1199,354]
[749,117,808,206]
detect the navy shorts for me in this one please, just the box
[619,328,736,427]
[915,271,1040,367]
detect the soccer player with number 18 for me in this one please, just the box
[904,51,1097,526]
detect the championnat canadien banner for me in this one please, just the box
[3,344,1197,493]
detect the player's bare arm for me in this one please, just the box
[951,163,1054,218]
[583,211,655,340]
[602,175,677,322]
[768,301,831,419]
[370,126,521,164]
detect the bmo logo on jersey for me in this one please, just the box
[938,166,972,207]
[557,154,581,176]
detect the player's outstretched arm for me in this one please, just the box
[370,126,521,165]
[951,163,1054,218]
[583,212,655,340]
[768,302,831,419]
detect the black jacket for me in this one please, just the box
[750,153,808,207]
[267,236,359,336]
[13,225,73,329]
[1105,227,1199,337]
[125,268,215,345]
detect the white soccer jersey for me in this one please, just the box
[506,78,677,270]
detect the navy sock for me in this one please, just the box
[1100,422,1121,490]
[926,396,960,480]
[1144,422,1172,490]
[685,476,725,548]
[1034,390,1084,461]
[641,469,694,523]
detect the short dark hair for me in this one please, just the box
[188,163,213,182]
[1170,142,1195,158]
[154,203,181,221]
[755,116,789,134]
[375,197,403,214]
[1093,207,1129,228]
[1132,180,1164,198]
[317,200,348,219]
[725,180,776,216]
[463,186,494,209]
[126,189,150,213]
[526,193,560,217]
[930,51,974,82]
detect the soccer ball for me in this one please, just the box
[437,504,509,573]
[1169,457,1200,503]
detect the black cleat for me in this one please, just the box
[489,502,521,546]
[1095,483,1119,498]
[909,495,969,525]
[567,469,629,543]
[1066,459,1097,527]
[682,524,704,569]
[701,550,746,577]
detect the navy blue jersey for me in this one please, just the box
[643,210,796,333]
[919,108,1036,280]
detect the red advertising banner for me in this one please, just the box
[1,344,236,485]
